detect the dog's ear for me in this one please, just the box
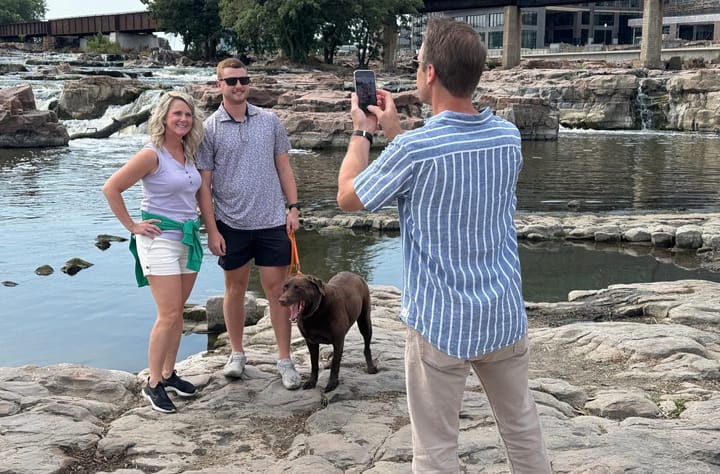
[307,275,325,297]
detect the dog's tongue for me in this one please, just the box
[289,302,304,322]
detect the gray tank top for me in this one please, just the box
[140,144,201,241]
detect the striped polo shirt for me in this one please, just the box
[354,107,527,359]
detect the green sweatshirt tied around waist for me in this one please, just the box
[129,211,203,287]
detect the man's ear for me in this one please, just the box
[425,63,436,86]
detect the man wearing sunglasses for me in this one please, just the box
[337,17,552,473]
[197,58,303,390]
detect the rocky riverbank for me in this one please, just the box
[295,210,720,273]
[1,279,719,473]
[2,50,720,148]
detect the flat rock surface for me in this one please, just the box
[1,281,719,473]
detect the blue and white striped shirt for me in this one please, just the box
[355,108,527,359]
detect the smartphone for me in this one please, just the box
[353,69,377,113]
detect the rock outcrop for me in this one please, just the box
[480,63,720,132]
[54,76,154,120]
[0,84,69,148]
[1,280,719,473]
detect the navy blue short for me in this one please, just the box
[216,221,290,271]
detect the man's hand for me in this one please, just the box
[207,230,226,256]
[351,92,378,133]
[367,89,403,141]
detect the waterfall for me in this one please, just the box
[61,89,164,136]
[636,78,653,130]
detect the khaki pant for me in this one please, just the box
[405,328,552,473]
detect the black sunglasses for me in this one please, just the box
[221,76,251,86]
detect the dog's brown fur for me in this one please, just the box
[278,271,378,392]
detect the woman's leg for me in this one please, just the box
[146,273,188,386]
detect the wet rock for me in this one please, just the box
[95,234,127,250]
[61,258,94,276]
[2,280,18,287]
[34,265,54,276]
[0,84,69,148]
[56,76,153,120]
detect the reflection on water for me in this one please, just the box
[2,131,720,371]
[520,131,720,212]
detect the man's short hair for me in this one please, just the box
[422,16,487,98]
[216,57,247,79]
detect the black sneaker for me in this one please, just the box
[142,381,176,413]
[162,370,197,397]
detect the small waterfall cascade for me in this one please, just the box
[61,89,164,136]
[636,78,653,130]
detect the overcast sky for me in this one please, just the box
[44,0,147,19]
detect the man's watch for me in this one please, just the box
[287,203,301,211]
[351,129,373,145]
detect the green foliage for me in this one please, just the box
[668,399,687,418]
[219,0,278,58]
[350,0,422,69]
[220,0,420,66]
[86,33,124,54]
[0,0,46,25]
[221,0,325,63]
[142,0,227,59]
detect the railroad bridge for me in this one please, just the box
[0,11,159,50]
[0,0,666,68]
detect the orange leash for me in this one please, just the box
[288,231,302,275]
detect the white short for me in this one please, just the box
[135,235,196,277]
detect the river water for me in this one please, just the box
[2,54,720,372]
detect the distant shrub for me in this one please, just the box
[86,33,124,54]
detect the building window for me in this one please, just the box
[695,24,714,41]
[581,12,590,25]
[522,12,537,26]
[489,12,503,28]
[487,31,503,48]
[467,14,486,29]
[595,13,614,26]
[521,30,537,48]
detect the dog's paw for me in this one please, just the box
[367,365,379,374]
[324,380,339,392]
[302,380,317,390]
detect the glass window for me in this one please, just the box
[595,13,614,26]
[489,12,503,28]
[581,12,590,25]
[695,24,714,41]
[467,14,486,29]
[521,30,537,48]
[522,12,537,26]
[488,31,503,49]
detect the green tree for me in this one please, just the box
[220,0,419,67]
[351,0,421,69]
[142,0,226,59]
[221,0,325,64]
[0,0,46,24]
[219,0,278,58]
[316,0,354,64]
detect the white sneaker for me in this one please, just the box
[223,352,247,378]
[277,359,302,390]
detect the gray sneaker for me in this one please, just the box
[277,359,302,390]
[223,352,247,378]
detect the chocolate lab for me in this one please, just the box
[279,271,378,392]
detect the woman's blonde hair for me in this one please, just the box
[148,91,204,162]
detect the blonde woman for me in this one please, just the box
[103,91,204,413]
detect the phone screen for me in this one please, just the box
[354,70,377,113]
